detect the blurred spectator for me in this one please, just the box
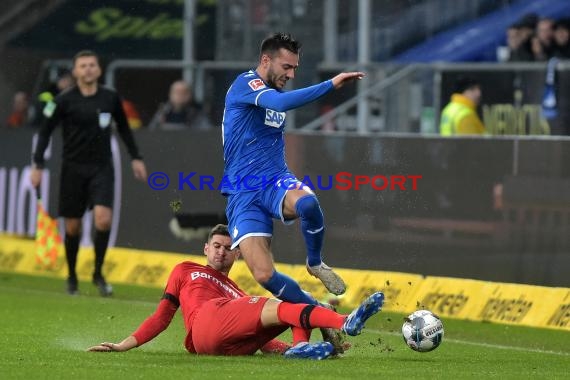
[532,18,555,61]
[6,91,31,128]
[505,13,537,62]
[121,99,143,129]
[30,70,75,127]
[149,80,212,130]
[553,19,570,59]
[439,77,486,136]
[506,22,533,62]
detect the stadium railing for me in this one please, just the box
[298,60,570,136]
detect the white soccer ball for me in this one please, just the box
[402,310,444,352]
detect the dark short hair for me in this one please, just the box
[518,13,539,29]
[454,77,480,94]
[73,50,99,66]
[260,32,301,57]
[555,18,570,31]
[208,224,230,242]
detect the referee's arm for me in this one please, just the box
[113,96,147,181]
[30,103,61,187]
[113,95,141,160]
[32,103,61,169]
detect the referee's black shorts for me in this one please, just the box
[59,162,114,218]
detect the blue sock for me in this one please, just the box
[295,194,324,267]
[262,271,317,304]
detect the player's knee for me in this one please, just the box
[65,221,81,236]
[95,220,112,231]
[65,227,81,236]
[295,194,323,222]
[94,215,112,230]
[252,268,274,284]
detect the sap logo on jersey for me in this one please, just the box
[265,109,286,128]
[248,79,266,91]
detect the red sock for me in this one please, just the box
[309,306,345,329]
[291,327,311,345]
[277,302,345,329]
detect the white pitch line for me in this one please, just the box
[367,328,570,357]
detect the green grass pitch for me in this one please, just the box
[1,272,568,379]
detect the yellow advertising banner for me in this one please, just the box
[2,234,569,331]
[476,282,570,330]
[335,269,424,313]
[1,235,66,278]
[544,289,570,330]
[409,277,489,320]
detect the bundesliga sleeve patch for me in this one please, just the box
[43,101,57,118]
[248,79,266,91]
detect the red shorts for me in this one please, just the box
[190,296,287,355]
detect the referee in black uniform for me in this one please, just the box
[30,50,148,296]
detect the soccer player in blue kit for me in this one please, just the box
[221,32,364,306]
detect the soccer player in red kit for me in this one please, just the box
[88,224,384,359]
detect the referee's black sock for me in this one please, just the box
[93,229,110,279]
[64,234,80,280]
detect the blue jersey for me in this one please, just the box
[221,70,334,194]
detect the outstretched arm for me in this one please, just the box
[330,72,365,89]
[88,336,138,352]
[256,72,365,112]
[88,297,178,352]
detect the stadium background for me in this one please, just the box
[1,0,569,331]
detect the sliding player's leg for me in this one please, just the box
[191,297,288,355]
[261,293,385,337]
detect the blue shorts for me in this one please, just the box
[226,174,303,249]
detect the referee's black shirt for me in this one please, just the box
[33,85,142,168]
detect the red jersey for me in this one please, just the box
[166,261,246,333]
[132,261,248,352]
